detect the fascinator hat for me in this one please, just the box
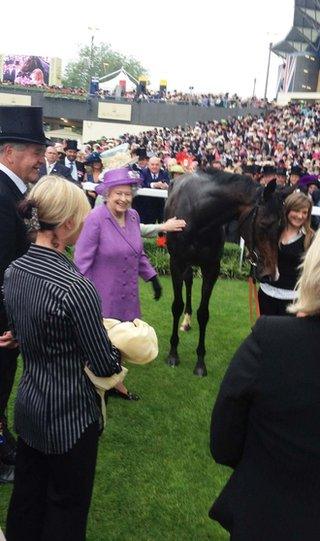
[298,174,319,188]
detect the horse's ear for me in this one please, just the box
[262,178,277,201]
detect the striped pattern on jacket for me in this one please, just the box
[3,244,121,454]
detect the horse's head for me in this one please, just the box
[240,180,290,281]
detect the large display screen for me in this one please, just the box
[0,54,61,86]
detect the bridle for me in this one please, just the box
[238,202,260,271]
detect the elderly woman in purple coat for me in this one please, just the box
[74,166,161,399]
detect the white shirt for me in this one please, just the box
[65,158,77,181]
[0,163,27,194]
[45,158,54,175]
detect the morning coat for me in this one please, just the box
[0,170,29,328]
[74,205,156,321]
[210,315,320,541]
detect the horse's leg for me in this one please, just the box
[193,262,220,377]
[166,258,185,367]
[180,266,193,332]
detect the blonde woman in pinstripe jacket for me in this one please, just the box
[3,176,122,541]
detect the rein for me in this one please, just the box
[248,266,260,325]
[239,203,261,324]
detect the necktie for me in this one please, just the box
[69,161,77,180]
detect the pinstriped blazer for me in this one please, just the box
[3,244,122,454]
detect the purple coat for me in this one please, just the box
[74,205,156,321]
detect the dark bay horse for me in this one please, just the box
[164,169,286,376]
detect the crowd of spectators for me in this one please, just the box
[0,80,87,98]
[129,90,267,108]
[0,78,268,107]
[78,103,320,178]
[94,88,268,108]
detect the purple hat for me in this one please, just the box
[95,167,141,196]
[298,174,319,188]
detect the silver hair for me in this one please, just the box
[0,142,28,154]
[102,185,138,199]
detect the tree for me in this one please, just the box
[62,42,148,89]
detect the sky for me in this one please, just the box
[1,0,295,99]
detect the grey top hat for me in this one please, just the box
[0,106,51,146]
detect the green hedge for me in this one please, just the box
[143,239,250,280]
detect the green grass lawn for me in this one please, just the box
[0,277,252,541]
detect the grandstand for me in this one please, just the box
[274,0,320,104]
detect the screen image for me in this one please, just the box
[2,54,50,86]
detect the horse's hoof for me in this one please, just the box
[179,323,191,332]
[166,356,180,367]
[193,365,207,377]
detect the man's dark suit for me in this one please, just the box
[0,171,29,423]
[134,168,169,223]
[141,168,170,188]
[58,158,85,185]
[210,315,320,541]
[38,161,74,182]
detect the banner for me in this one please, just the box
[90,77,99,95]
[0,93,31,106]
[98,102,132,121]
[48,57,62,86]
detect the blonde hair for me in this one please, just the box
[28,175,90,236]
[288,228,320,315]
[281,191,314,250]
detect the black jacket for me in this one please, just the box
[58,158,85,185]
[38,162,74,182]
[210,315,320,541]
[0,170,29,326]
[141,168,170,188]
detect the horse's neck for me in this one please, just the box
[208,184,256,225]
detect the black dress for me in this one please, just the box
[258,234,305,316]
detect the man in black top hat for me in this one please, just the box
[276,166,288,187]
[289,164,304,187]
[242,163,259,182]
[0,105,50,484]
[260,163,277,186]
[59,139,85,185]
[132,147,148,175]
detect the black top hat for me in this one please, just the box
[65,139,79,152]
[290,165,303,176]
[136,147,148,160]
[261,164,276,176]
[0,106,51,146]
[276,167,287,177]
[243,163,258,175]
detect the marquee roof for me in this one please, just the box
[99,67,139,91]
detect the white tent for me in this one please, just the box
[99,67,138,92]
